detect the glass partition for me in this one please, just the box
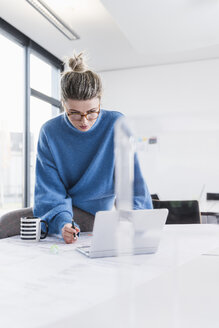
[115,114,219,223]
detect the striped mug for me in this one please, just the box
[20,217,48,242]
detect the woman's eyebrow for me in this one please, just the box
[68,109,81,113]
[68,107,99,113]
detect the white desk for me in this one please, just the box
[1,224,219,328]
[200,200,219,213]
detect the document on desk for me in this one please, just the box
[2,225,219,328]
[0,234,122,328]
[5,232,93,251]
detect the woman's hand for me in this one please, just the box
[62,223,80,244]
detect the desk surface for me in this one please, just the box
[200,200,219,213]
[1,224,219,328]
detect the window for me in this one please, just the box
[30,97,60,204]
[0,34,24,212]
[30,54,53,96]
[0,19,62,213]
[30,52,61,204]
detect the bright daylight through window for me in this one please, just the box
[0,31,61,214]
[0,34,24,213]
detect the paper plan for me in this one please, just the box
[1,225,219,328]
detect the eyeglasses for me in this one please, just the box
[66,109,100,121]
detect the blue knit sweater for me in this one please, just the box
[33,110,152,234]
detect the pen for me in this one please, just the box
[72,219,77,240]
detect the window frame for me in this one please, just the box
[0,18,63,207]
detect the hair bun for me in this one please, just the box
[68,52,86,72]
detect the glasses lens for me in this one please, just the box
[87,112,99,120]
[69,114,81,121]
[68,111,99,121]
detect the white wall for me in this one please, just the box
[100,59,219,201]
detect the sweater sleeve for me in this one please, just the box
[33,127,73,235]
[133,154,153,210]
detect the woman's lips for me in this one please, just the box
[79,125,89,130]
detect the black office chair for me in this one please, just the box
[152,200,201,224]
[201,192,219,223]
[206,193,219,200]
[151,194,160,200]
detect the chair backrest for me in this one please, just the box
[0,206,95,239]
[152,200,201,224]
[0,207,33,239]
[206,193,219,200]
[151,194,160,200]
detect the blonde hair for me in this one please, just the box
[61,52,102,101]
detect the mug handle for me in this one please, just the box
[40,220,49,239]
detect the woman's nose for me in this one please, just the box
[81,115,88,123]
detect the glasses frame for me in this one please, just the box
[66,106,100,121]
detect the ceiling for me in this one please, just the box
[1,0,219,71]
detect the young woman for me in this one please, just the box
[33,53,152,244]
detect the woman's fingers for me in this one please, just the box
[64,226,75,233]
[62,223,79,244]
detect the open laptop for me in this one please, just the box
[76,208,168,258]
